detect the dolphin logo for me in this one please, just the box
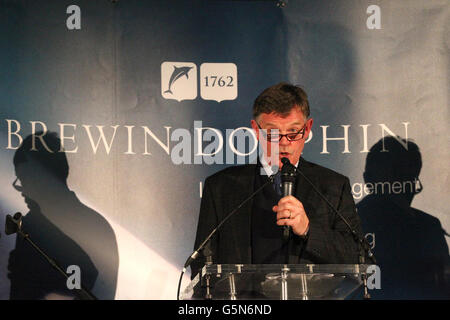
[164,66,193,94]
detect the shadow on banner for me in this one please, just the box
[357,136,449,299]
[6,132,119,299]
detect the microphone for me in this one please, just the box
[5,212,23,235]
[281,157,297,239]
[4,212,97,300]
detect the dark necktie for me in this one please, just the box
[273,172,282,196]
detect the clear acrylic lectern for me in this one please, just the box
[181,264,369,300]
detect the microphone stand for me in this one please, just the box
[203,241,214,300]
[5,213,97,300]
[177,173,276,300]
[295,168,376,299]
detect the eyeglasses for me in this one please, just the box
[12,178,23,192]
[256,122,307,142]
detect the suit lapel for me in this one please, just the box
[295,158,315,218]
[228,165,256,264]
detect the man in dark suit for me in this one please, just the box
[192,83,363,279]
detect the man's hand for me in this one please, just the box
[273,195,309,237]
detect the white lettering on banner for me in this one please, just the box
[200,63,238,102]
[66,5,81,30]
[124,125,136,155]
[227,127,258,164]
[360,124,371,153]
[320,122,410,154]
[366,5,381,30]
[6,119,23,149]
[142,126,171,155]
[3,119,412,162]
[59,123,78,153]
[83,125,119,155]
[380,122,409,151]
[351,178,418,200]
[30,121,53,153]
[321,125,351,154]
[194,121,224,165]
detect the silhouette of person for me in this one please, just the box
[357,136,449,299]
[7,132,119,299]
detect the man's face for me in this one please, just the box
[251,107,313,170]
[14,162,43,210]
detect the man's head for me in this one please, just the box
[13,132,69,202]
[363,136,422,205]
[251,82,313,169]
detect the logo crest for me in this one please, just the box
[161,62,197,101]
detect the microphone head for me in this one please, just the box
[281,157,290,166]
[13,212,23,221]
[5,212,22,235]
[281,158,296,183]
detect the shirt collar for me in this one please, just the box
[259,156,300,177]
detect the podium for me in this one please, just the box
[181,264,370,300]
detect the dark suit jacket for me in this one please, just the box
[191,158,363,278]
